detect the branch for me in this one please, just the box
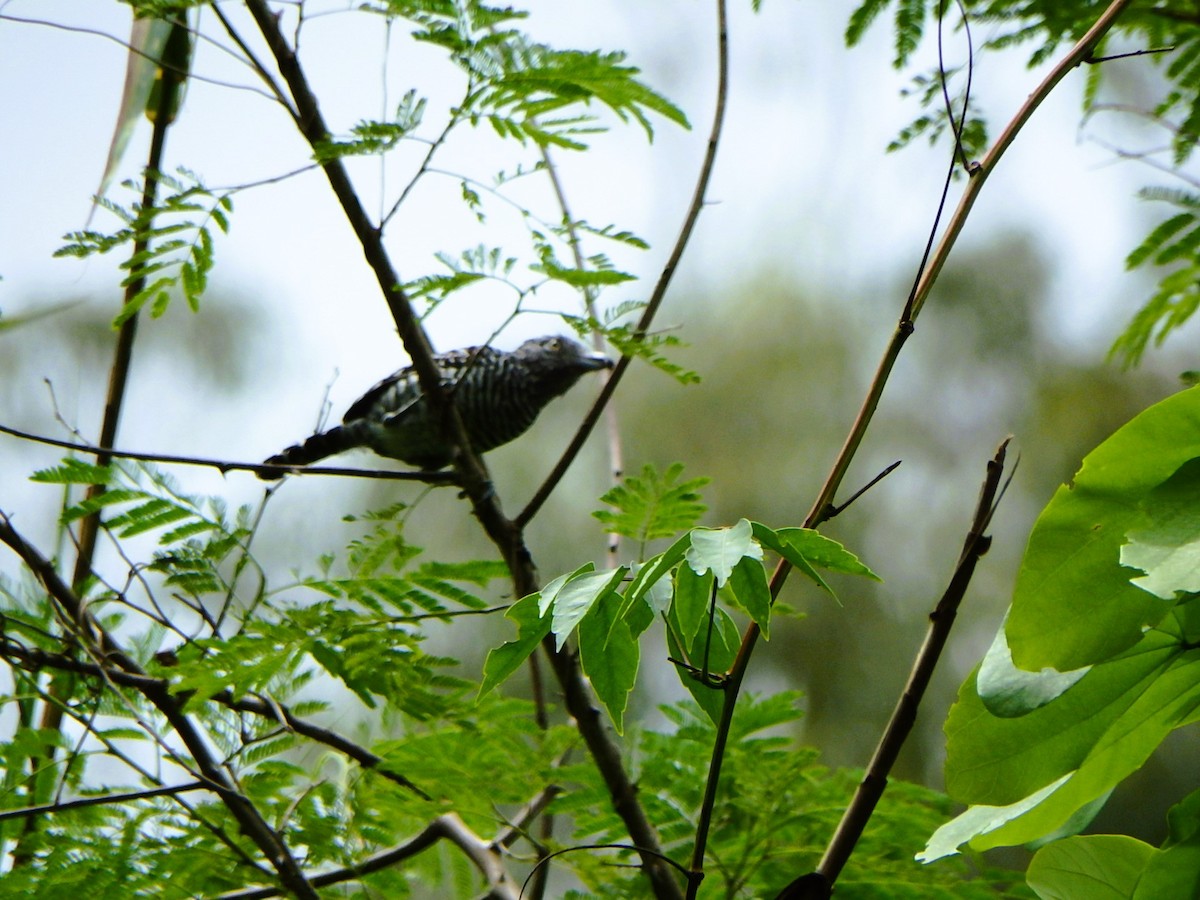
[0,422,457,483]
[216,812,525,900]
[0,781,207,824]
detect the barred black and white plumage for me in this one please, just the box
[260,336,611,477]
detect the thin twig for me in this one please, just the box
[0,422,457,483]
[824,460,902,521]
[0,781,206,824]
[516,0,730,529]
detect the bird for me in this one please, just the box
[260,335,612,477]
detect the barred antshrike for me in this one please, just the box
[261,335,612,477]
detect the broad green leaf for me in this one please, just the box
[937,631,1200,855]
[1132,788,1200,899]
[578,592,638,733]
[537,564,592,617]
[771,526,879,580]
[976,614,1089,717]
[686,519,761,588]
[1007,385,1200,672]
[549,567,627,651]
[1027,835,1156,900]
[920,775,1072,863]
[673,564,714,644]
[479,593,551,697]
[729,556,771,639]
[1122,458,1200,598]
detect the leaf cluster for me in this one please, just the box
[55,169,231,327]
[558,694,1031,899]
[482,465,878,732]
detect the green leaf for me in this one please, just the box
[1006,385,1200,671]
[578,591,638,733]
[30,459,113,485]
[1121,458,1200,599]
[771,527,879,579]
[479,593,552,697]
[622,531,692,614]
[751,522,878,603]
[548,566,627,651]
[593,462,709,544]
[729,556,772,640]
[975,615,1088,717]
[845,0,891,47]
[921,774,1073,863]
[933,630,1200,857]
[686,519,761,588]
[1027,835,1155,900]
[666,604,739,725]
[1133,789,1200,899]
[673,564,714,644]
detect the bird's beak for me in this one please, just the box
[581,352,614,371]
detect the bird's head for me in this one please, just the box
[516,335,613,397]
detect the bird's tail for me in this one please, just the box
[259,424,362,480]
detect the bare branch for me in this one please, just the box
[216,812,524,900]
[0,422,457,483]
[0,781,207,824]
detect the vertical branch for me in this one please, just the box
[15,17,188,865]
[812,442,1008,887]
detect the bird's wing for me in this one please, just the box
[341,346,486,425]
[342,368,418,423]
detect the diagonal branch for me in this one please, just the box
[239,4,683,895]
[773,441,1012,900]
